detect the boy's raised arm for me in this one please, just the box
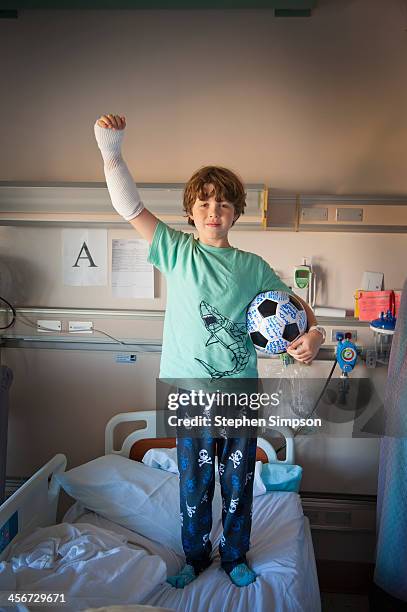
[94,114,159,244]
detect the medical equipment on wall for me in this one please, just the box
[369,310,397,365]
[335,332,358,404]
[293,258,315,306]
[336,332,358,375]
[276,331,361,455]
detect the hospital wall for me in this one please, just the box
[0,224,400,490]
[1,0,406,562]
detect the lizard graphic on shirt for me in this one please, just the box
[195,300,250,380]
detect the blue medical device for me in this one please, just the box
[336,332,358,375]
[335,332,358,405]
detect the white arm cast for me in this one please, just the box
[94,122,145,221]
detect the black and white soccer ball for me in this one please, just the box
[247,291,307,355]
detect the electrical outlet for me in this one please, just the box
[331,329,357,342]
[37,320,62,332]
[68,321,93,333]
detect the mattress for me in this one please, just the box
[66,491,321,612]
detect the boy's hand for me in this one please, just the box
[94,113,126,153]
[286,329,323,365]
[94,112,159,244]
[96,114,126,130]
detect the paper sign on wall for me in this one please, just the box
[62,229,107,286]
[112,239,154,298]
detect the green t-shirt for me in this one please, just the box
[148,221,292,381]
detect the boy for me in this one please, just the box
[94,113,324,588]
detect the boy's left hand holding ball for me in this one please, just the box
[286,329,324,365]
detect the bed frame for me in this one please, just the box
[0,410,294,563]
[0,453,66,562]
[105,410,295,464]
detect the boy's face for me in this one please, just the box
[189,183,238,248]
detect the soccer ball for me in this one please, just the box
[247,291,307,355]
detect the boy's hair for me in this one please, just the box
[183,166,247,226]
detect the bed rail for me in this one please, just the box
[0,453,67,561]
[105,411,294,464]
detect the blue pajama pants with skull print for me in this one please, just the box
[177,433,257,574]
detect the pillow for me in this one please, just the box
[261,463,303,493]
[143,447,178,474]
[55,453,222,556]
[142,448,267,497]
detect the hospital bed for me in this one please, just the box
[0,411,321,612]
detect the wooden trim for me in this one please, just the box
[129,437,268,463]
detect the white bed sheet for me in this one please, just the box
[0,523,167,612]
[66,492,321,612]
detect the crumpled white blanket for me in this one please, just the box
[0,522,167,611]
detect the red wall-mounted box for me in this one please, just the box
[355,290,401,321]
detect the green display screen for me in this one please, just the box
[296,270,309,278]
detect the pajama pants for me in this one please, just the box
[177,433,257,574]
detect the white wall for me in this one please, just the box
[0,225,405,312]
[1,1,407,193]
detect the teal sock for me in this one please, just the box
[166,564,197,589]
[228,563,257,587]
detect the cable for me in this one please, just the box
[275,358,338,456]
[0,295,16,330]
[10,311,63,335]
[92,327,145,347]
